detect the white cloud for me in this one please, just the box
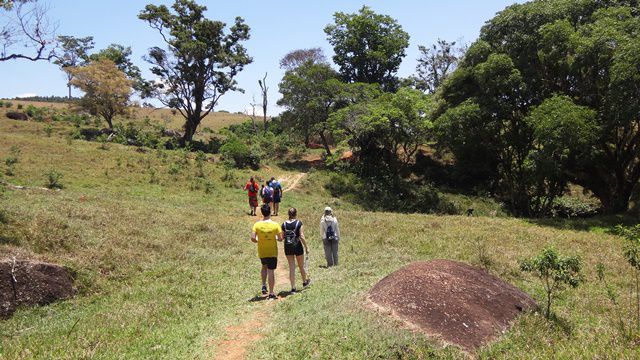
[16,93,37,98]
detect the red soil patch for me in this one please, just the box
[0,259,76,319]
[368,260,536,351]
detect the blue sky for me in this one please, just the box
[1,0,522,115]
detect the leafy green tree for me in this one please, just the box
[525,95,598,214]
[437,0,640,214]
[67,59,132,129]
[139,0,252,144]
[53,35,95,99]
[277,61,343,155]
[520,246,582,319]
[89,44,146,94]
[330,87,432,177]
[324,6,409,91]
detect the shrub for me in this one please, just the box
[4,146,21,176]
[168,163,182,176]
[44,123,53,137]
[44,170,64,189]
[97,134,110,150]
[551,196,600,218]
[220,168,238,188]
[325,173,458,215]
[520,246,582,319]
[220,138,259,169]
[17,104,23,110]
[4,101,12,108]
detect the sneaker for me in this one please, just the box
[268,294,277,300]
[290,288,297,294]
[261,285,267,295]
[303,279,311,288]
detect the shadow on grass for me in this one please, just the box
[278,160,323,172]
[548,312,574,336]
[247,288,307,302]
[526,214,637,233]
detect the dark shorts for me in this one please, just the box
[284,242,304,256]
[263,197,273,204]
[273,194,281,203]
[249,195,258,207]
[260,257,277,270]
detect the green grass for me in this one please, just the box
[1,116,639,358]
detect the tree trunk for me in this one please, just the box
[319,131,332,156]
[106,117,113,129]
[68,84,72,100]
[182,116,198,144]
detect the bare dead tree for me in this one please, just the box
[1,0,58,62]
[246,94,259,135]
[258,72,268,134]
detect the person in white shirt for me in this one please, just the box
[320,207,340,267]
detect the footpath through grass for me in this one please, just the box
[0,117,638,359]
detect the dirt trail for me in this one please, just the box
[210,226,292,359]
[281,173,306,193]
[210,173,307,359]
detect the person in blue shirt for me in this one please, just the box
[270,177,283,216]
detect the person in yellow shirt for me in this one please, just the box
[251,203,283,300]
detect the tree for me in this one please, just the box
[53,35,94,99]
[139,0,252,143]
[330,87,433,177]
[520,246,582,319]
[437,0,640,214]
[0,0,56,61]
[89,44,146,94]
[258,73,268,134]
[324,6,409,91]
[279,47,327,70]
[277,61,343,155]
[415,39,464,93]
[66,59,132,129]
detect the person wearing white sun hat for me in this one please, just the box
[320,206,340,267]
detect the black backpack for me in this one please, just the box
[284,220,301,246]
[249,182,257,193]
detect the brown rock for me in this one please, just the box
[0,259,76,319]
[5,111,28,121]
[368,259,536,351]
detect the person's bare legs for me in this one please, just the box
[286,255,296,289]
[261,264,267,288]
[267,269,275,296]
[296,254,307,282]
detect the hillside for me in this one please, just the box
[0,115,637,359]
[0,99,249,133]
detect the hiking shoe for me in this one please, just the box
[290,288,297,294]
[303,279,311,288]
[268,294,277,300]
[261,285,267,295]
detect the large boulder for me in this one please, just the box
[368,259,536,351]
[5,111,28,121]
[0,259,76,319]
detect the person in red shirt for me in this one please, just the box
[244,177,259,216]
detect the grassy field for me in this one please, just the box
[1,115,639,359]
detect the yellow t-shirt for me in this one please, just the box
[252,220,280,258]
